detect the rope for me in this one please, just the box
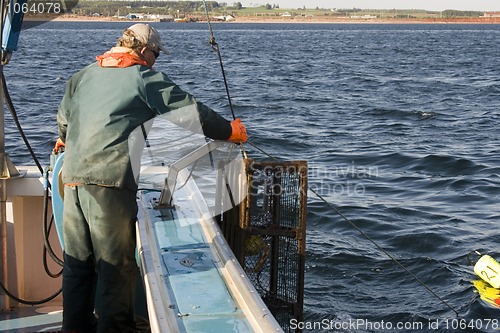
[308,185,459,316]
[201,0,247,160]
[246,140,459,316]
[198,1,459,318]
[201,0,235,121]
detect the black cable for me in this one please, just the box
[42,190,64,277]
[4,45,60,264]
[0,15,62,305]
[0,59,63,299]
[3,33,62,272]
[0,280,62,306]
[42,169,63,267]
[43,247,63,278]
[2,74,44,175]
[0,144,63,306]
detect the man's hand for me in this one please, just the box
[54,138,65,153]
[228,118,248,143]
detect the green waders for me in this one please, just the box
[62,185,139,333]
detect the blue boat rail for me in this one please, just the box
[138,138,307,332]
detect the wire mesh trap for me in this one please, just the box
[215,158,308,332]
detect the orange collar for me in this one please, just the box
[96,47,149,68]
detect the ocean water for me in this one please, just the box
[4,21,500,332]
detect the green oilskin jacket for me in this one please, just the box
[57,62,232,191]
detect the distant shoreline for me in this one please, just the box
[40,14,500,24]
[230,16,500,24]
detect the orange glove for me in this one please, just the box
[54,138,65,153]
[228,118,248,143]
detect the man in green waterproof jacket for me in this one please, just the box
[56,23,247,333]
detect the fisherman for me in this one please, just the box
[56,23,247,333]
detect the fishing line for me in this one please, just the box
[201,0,247,160]
[246,141,460,316]
[196,3,459,317]
[201,0,235,121]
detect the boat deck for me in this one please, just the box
[135,167,282,332]
[0,164,282,333]
[0,166,63,333]
[0,304,62,332]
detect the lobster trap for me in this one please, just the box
[216,159,308,332]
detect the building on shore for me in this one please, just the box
[483,12,500,17]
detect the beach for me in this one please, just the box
[48,13,500,24]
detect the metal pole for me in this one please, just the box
[0,62,9,310]
[0,177,7,310]
[0,0,5,311]
[0,0,18,178]
[0,0,21,311]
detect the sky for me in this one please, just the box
[240,1,499,11]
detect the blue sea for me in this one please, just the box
[4,21,500,332]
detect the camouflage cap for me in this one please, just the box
[125,23,170,55]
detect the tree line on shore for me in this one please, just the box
[66,1,486,19]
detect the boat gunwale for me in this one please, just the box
[136,166,283,333]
